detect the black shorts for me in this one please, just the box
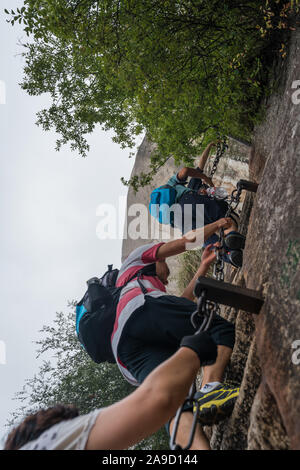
[118,295,235,385]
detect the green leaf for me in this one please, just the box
[12,0,272,184]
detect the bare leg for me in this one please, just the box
[169,412,210,450]
[197,142,215,171]
[201,345,232,387]
[211,217,238,242]
[168,346,233,450]
[223,218,238,235]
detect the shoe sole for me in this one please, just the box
[225,235,246,251]
[228,250,243,269]
[197,395,238,426]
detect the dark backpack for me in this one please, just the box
[76,264,156,364]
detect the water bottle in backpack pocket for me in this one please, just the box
[206,187,228,200]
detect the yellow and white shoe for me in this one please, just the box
[193,384,240,426]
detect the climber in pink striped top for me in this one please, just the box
[112,242,168,386]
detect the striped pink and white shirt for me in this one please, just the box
[111,242,167,386]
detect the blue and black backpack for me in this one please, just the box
[76,264,156,364]
[149,184,177,227]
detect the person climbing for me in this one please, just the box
[111,218,239,450]
[149,141,246,268]
[5,330,218,450]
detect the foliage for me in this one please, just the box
[5,1,297,188]
[8,304,169,450]
[176,248,215,295]
[176,249,204,294]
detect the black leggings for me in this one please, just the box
[118,295,235,385]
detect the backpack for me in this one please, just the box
[76,264,156,364]
[149,184,177,227]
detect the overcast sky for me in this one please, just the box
[0,3,137,445]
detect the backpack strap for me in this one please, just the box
[124,263,156,295]
[137,271,149,295]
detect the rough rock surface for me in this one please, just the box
[208,26,300,450]
[245,26,300,449]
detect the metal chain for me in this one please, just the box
[210,136,228,178]
[213,183,243,283]
[170,159,244,451]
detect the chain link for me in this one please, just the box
[192,135,236,327]
[210,136,228,178]
[199,184,243,320]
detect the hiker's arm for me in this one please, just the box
[181,244,217,301]
[177,142,216,186]
[177,167,214,187]
[85,347,200,450]
[156,218,232,260]
[197,141,216,173]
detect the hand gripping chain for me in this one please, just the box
[209,137,228,178]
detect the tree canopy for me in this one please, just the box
[6,1,290,184]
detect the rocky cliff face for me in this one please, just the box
[121,27,300,450]
[206,27,300,450]
[121,136,182,295]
